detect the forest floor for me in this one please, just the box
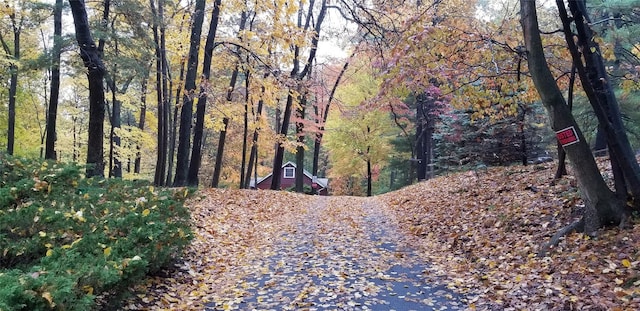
[121,160,639,310]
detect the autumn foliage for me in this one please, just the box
[382,158,640,309]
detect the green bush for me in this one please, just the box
[0,154,193,310]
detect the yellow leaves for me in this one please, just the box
[42,292,55,308]
[32,178,49,192]
[104,247,112,257]
[46,249,53,257]
[142,209,151,217]
[622,259,632,268]
[83,285,94,295]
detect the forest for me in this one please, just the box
[2,0,640,309]
[0,0,639,198]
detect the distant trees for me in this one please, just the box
[4,0,640,200]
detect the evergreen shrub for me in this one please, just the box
[0,154,193,310]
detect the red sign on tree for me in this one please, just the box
[556,126,579,147]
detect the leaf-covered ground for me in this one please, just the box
[122,161,639,310]
[380,161,640,310]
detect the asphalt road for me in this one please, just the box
[206,196,466,310]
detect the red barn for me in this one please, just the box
[250,161,329,195]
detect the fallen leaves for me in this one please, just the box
[121,159,639,310]
[122,191,465,310]
[380,160,640,309]
[121,189,308,310]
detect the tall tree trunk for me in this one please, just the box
[295,95,306,193]
[109,39,122,178]
[166,74,182,184]
[174,0,206,186]
[4,13,21,155]
[188,0,223,186]
[555,64,576,179]
[271,90,296,190]
[366,126,372,197]
[240,71,250,188]
[416,95,426,180]
[45,0,62,160]
[150,0,166,185]
[244,83,267,189]
[160,5,171,184]
[70,0,107,178]
[211,118,229,188]
[557,0,640,203]
[520,0,627,234]
[211,66,240,188]
[135,66,150,174]
[518,103,527,166]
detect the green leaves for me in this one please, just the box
[0,155,193,310]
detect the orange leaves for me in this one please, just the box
[380,159,640,309]
[120,189,306,310]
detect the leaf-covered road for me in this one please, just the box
[122,190,466,310]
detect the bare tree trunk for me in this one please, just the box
[558,0,640,203]
[134,66,150,174]
[166,60,185,184]
[240,71,250,188]
[150,0,167,185]
[70,0,106,178]
[45,0,63,160]
[295,95,306,193]
[520,0,627,237]
[174,0,206,186]
[211,66,240,188]
[244,82,267,189]
[554,64,576,179]
[188,0,223,186]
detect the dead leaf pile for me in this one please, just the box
[122,191,467,310]
[122,189,305,310]
[379,161,640,310]
[121,160,639,310]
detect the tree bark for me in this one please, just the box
[134,70,148,174]
[109,38,122,178]
[174,0,206,186]
[558,0,640,202]
[244,81,267,189]
[240,70,250,189]
[188,0,223,186]
[69,0,107,178]
[3,9,22,155]
[211,118,229,188]
[555,64,576,179]
[211,66,240,188]
[520,0,627,233]
[45,0,63,160]
[295,96,306,193]
[166,60,185,185]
